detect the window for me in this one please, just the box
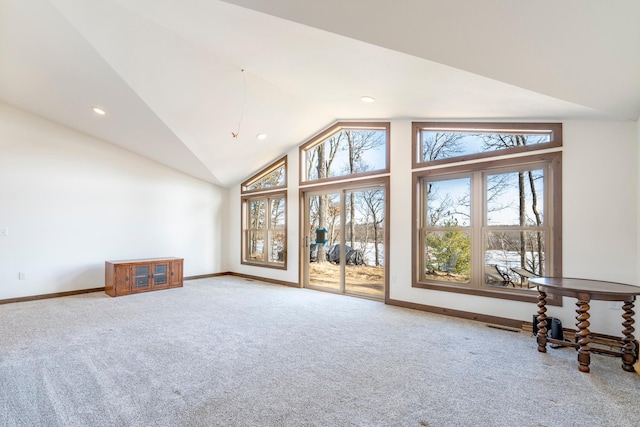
[241,157,287,269]
[242,193,286,267]
[241,156,286,193]
[413,122,562,168]
[300,122,390,184]
[412,123,562,304]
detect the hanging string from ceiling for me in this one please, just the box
[232,68,247,139]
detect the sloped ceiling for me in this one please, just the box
[1,0,638,187]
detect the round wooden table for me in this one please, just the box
[530,277,640,373]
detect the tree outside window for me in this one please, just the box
[241,156,287,269]
[413,123,562,304]
[301,122,389,265]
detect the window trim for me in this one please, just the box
[412,122,563,169]
[241,156,287,195]
[412,148,563,306]
[240,155,288,269]
[241,190,288,270]
[298,176,390,302]
[299,121,390,185]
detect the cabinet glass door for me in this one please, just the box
[134,266,149,289]
[153,264,168,286]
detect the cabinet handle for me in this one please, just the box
[126,276,129,282]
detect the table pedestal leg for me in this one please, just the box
[621,299,637,372]
[537,291,548,353]
[575,299,591,373]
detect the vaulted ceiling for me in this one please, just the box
[2,0,639,187]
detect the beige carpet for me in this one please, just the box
[1,276,639,426]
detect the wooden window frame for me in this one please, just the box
[299,122,390,185]
[241,156,287,195]
[412,122,562,169]
[241,191,288,270]
[240,155,288,269]
[412,125,562,306]
[298,176,390,302]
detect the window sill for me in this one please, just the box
[413,280,562,306]
[241,261,287,271]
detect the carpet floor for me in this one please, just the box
[1,276,639,426]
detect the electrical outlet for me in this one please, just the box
[0,228,8,236]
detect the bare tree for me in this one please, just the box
[327,201,340,246]
[269,197,285,261]
[482,134,546,274]
[359,189,385,266]
[344,130,384,247]
[316,143,328,262]
[426,183,455,226]
[248,166,284,190]
[422,132,466,161]
[306,148,317,183]
[312,136,341,262]
[247,199,265,260]
[425,181,472,227]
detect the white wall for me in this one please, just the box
[394,120,639,336]
[227,118,639,336]
[562,121,638,283]
[560,120,638,334]
[0,103,226,300]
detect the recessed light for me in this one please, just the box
[360,96,375,103]
[92,107,106,116]
[256,133,267,140]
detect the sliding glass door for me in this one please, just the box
[302,181,386,300]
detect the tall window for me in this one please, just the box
[241,157,287,269]
[412,123,562,304]
[300,122,390,184]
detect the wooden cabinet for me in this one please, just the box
[105,257,183,297]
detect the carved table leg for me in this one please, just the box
[621,298,637,372]
[537,290,548,353]
[575,298,591,373]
